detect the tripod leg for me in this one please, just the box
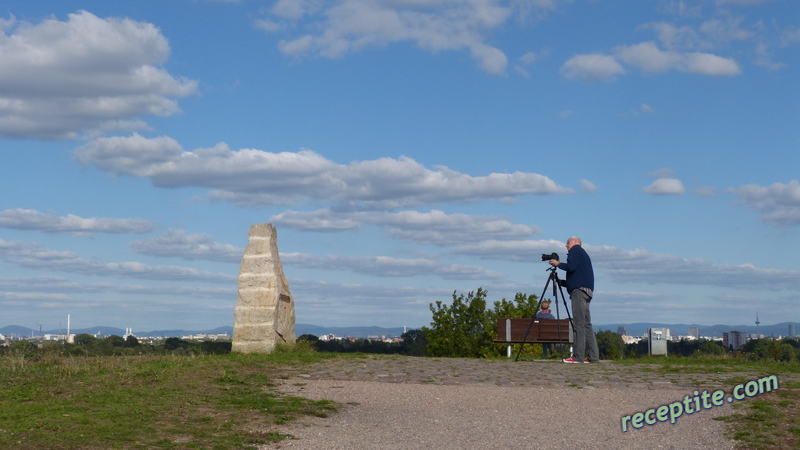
[554,273,574,359]
[515,269,553,362]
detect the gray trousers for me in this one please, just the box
[571,288,599,362]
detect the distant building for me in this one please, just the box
[621,335,639,344]
[789,323,797,337]
[617,326,627,336]
[689,327,700,339]
[723,331,747,350]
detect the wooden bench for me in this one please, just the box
[493,318,573,357]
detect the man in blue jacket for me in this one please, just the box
[550,237,599,363]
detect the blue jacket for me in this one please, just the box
[557,244,594,294]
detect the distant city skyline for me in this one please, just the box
[3,320,799,341]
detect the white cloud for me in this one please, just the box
[269,209,363,232]
[642,178,686,195]
[122,210,542,262]
[289,278,449,327]
[780,26,800,47]
[130,230,243,262]
[580,179,598,193]
[271,209,542,244]
[728,180,800,226]
[518,51,538,65]
[615,42,740,76]
[257,0,565,75]
[74,134,574,209]
[624,103,657,117]
[271,0,323,20]
[753,42,787,71]
[0,276,231,298]
[640,104,656,113]
[560,54,625,82]
[644,15,753,51]
[683,51,741,76]
[283,252,503,280]
[0,209,156,235]
[569,13,751,83]
[0,239,235,283]
[452,240,800,290]
[513,51,538,77]
[615,42,684,73]
[0,10,197,139]
[640,22,701,50]
[604,257,799,291]
[451,238,566,261]
[715,0,773,5]
[698,16,753,45]
[658,1,704,19]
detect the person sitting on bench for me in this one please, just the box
[535,300,555,356]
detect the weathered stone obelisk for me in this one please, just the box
[232,223,296,353]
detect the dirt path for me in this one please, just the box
[259,356,787,449]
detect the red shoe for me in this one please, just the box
[562,357,580,363]
[584,359,590,363]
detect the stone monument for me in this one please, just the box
[232,223,296,353]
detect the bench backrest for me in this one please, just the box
[496,318,573,343]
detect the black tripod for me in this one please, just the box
[515,266,574,361]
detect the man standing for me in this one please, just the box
[550,237,599,363]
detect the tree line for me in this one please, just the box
[1,333,232,357]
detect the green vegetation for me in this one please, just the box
[595,330,625,360]
[716,394,791,447]
[423,288,542,358]
[0,345,341,449]
[296,329,429,356]
[4,333,234,358]
[420,287,800,364]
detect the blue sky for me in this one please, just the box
[1,0,798,333]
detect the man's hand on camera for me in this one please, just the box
[549,259,559,267]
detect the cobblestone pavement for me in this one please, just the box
[273,354,796,391]
[261,355,795,449]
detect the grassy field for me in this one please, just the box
[0,348,341,449]
[2,349,798,449]
[616,355,800,449]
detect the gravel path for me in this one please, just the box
[257,355,783,449]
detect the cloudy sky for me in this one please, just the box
[1,0,798,333]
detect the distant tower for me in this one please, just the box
[755,312,760,338]
[790,323,797,338]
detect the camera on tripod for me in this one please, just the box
[541,252,559,262]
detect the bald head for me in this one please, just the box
[566,237,582,250]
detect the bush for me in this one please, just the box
[423,288,541,358]
[695,341,725,356]
[401,329,428,356]
[596,330,625,360]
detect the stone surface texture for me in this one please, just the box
[232,223,296,353]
